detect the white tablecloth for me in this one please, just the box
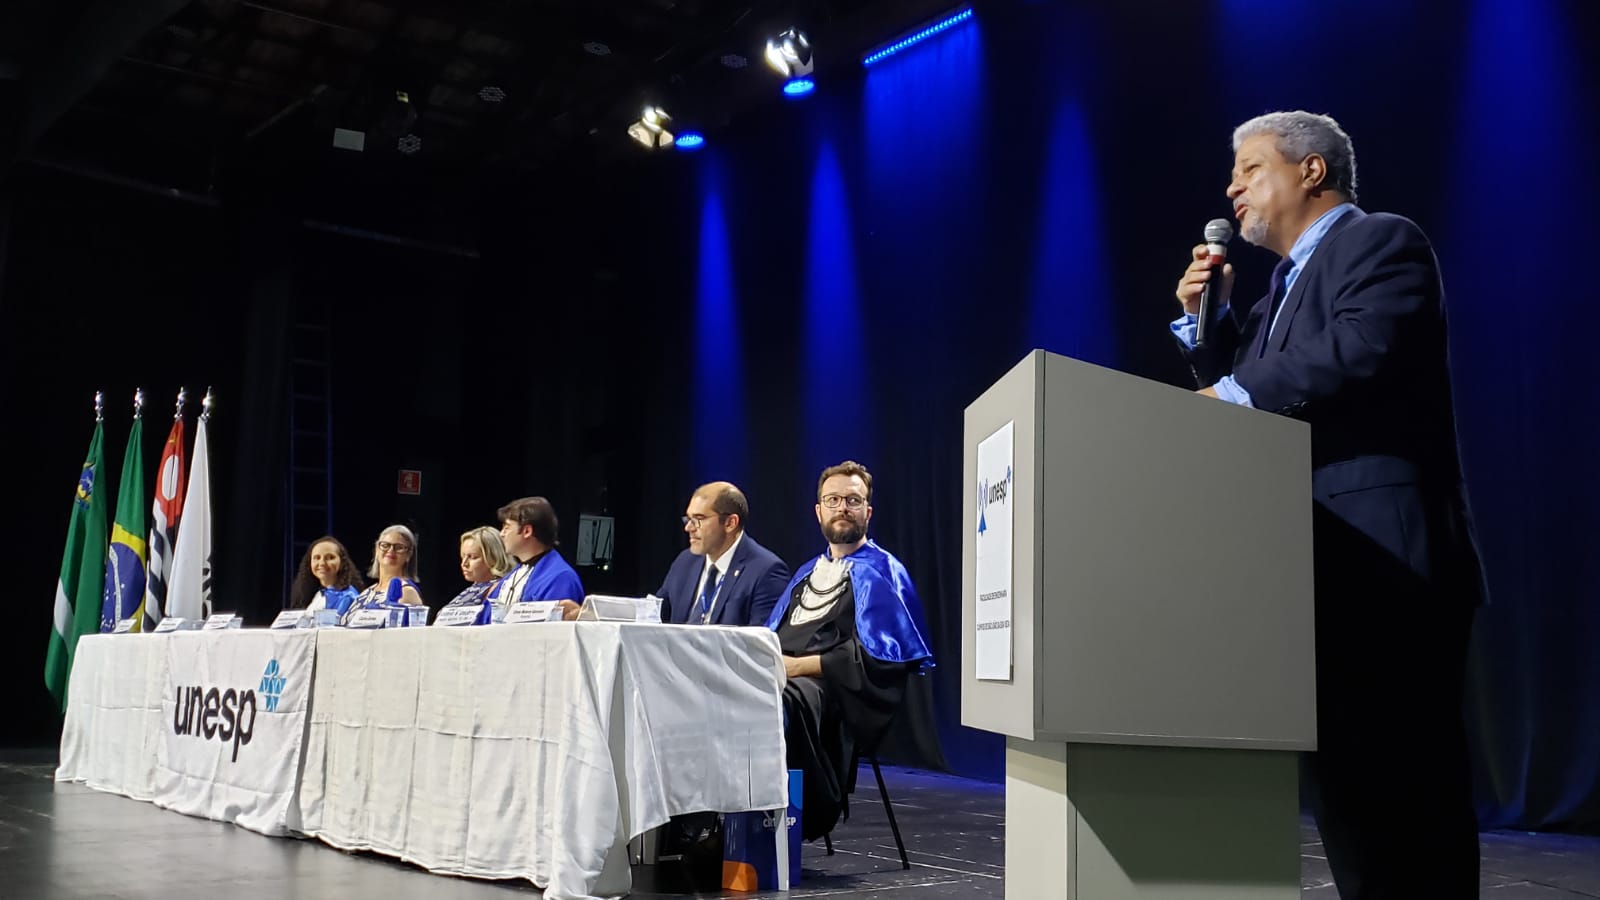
[57,632,168,800]
[60,623,789,900]
[57,629,320,835]
[298,623,788,900]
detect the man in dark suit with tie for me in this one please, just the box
[1171,111,1485,900]
[656,481,789,626]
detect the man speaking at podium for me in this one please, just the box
[1169,111,1484,899]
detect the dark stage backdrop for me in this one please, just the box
[3,0,1597,833]
[603,0,1600,829]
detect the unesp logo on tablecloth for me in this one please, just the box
[259,658,286,712]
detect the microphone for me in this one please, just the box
[1195,218,1234,348]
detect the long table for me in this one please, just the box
[57,623,789,900]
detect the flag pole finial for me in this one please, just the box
[201,387,214,422]
[94,391,104,422]
[134,388,145,419]
[175,387,187,421]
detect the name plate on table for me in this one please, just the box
[580,594,662,622]
[112,617,136,634]
[345,608,390,629]
[504,601,561,624]
[270,610,308,630]
[434,603,485,627]
[154,617,189,633]
[202,613,241,630]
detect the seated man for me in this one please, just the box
[657,481,790,626]
[486,496,585,619]
[768,460,934,841]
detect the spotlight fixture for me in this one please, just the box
[782,77,815,98]
[583,41,612,56]
[478,85,506,102]
[627,105,674,149]
[720,54,749,69]
[675,132,705,150]
[397,133,421,154]
[764,28,814,79]
[862,6,974,67]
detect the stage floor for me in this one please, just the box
[2,749,1595,899]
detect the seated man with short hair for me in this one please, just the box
[486,496,585,619]
[769,460,934,841]
[657,481,790,627]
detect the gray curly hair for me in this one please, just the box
[1233,111,1358,203]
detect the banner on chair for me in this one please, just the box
[152,629,317,835]
[722,769,802,892]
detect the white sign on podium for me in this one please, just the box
[975,420,1015,681]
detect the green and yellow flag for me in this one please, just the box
[44,417,110,712]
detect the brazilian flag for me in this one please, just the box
[101,413,147,632]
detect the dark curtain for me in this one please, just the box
[6,0,1598,834]
[604,0,1600,825]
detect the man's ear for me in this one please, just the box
[1302,153,1329,192]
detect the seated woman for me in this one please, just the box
[289,536,364,616]
[444,526,513,622]
[346,524,424,622]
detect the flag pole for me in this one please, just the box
[175,387,187,421]
[134,387,144,419]
[201,386,213,421]
[94,390,103,422]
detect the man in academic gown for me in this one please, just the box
[487,495,585,618]
[767,460,934,841]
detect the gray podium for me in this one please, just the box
[962,350,1316,900]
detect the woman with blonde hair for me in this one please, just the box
[445,525,513,614]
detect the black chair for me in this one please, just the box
[822,744,910,870]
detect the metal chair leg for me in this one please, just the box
[824,831,834,855]
[870,755,910,870]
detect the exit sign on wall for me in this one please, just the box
[398,469,422,495]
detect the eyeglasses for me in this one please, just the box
[682,513,728,530]
[820,494,867,509]
[377,541,412,554]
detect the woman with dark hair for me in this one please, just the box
[290,536,365,614]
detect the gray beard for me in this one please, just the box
[1241,216,1269,247]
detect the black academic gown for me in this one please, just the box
[777,582,912,841]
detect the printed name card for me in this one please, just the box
[112,618,136,634]
[434,603,485,627]
[504,601,561,624]
[345,608,390,629]
[202,613,238,630]
[154,617,185,633]
[270,610,308,630]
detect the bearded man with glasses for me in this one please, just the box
[765,460,934,842]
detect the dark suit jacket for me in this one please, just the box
[656,533,790,626]
[1185,208,1484,605]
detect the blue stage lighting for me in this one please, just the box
[675,132,705,150]
[862,7,974,67]
[783,78,816,98]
